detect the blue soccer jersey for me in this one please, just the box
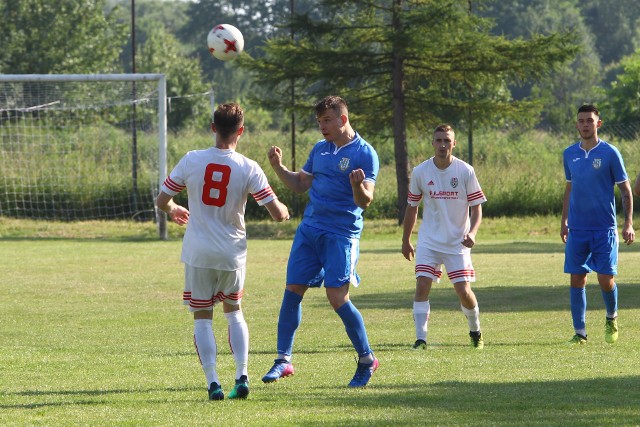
[563,139,628,230]
[300,132,379,237]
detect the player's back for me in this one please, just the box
[179,147,273,269]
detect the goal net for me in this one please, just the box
[0,74,168,239]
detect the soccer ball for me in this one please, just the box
[207,24,244,61]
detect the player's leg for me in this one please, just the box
[569,274,588,343]
[592,229,619,343]
[413,246,441,349]
[219,268,250,399]
[323,234,378,387]
[263,224,320,383]
[445,252,482,348]
[564,230,591,343]
[193,309,222,400]
[453,281,483,349]
[184,265,223,400]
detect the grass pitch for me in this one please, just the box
[2,217,640,426]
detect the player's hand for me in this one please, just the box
[462,232,476,248]
[170,206,190,226]
[402,241,415,261]
[622,224,635,245]
[560,224,568,243]
[268,146,283,168]
[349,168,366,187]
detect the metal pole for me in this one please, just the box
[131,0,139,217]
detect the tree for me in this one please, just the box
[137,25,210,129]
[240,0,578,222]
[603,49,640,124]
[0,0,127,74]
[481,0,603,128]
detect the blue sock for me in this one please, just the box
[336,301,371,358]
[570,287,587,333]
[276,289,303,357]
[601,284,618,318]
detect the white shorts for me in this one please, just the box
[183,264,245,312]
[414,246,475,284]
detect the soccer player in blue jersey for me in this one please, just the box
[262,95,380,387]
[560,104,634,345]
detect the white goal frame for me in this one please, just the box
[0,73,168,239]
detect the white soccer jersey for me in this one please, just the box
[407,156,486,254]
[161,147,277,270]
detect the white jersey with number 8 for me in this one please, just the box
[161,147,277,270]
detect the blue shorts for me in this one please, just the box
[564,229,618,275]
[286,223,361,288]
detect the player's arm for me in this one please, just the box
[264,198,290,222]
[462,204,482,248]
[560,182,571,243]
[402,204,419,261]
[156,191,189,226]
[268,145,313,193]
[349,169,375,209]
[618,180,635,245]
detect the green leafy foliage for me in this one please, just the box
[0,0,127,73]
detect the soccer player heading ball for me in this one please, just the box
[262,95,380,387]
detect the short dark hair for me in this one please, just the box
[434,124,454,133]
[314,95,348,117]
[213,103,244,138]
[577,104,599,117]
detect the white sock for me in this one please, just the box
[194,318,218,386]
[461,304,481,332]
[413,301,430,341]
[225,310,249,379]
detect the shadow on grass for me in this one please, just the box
[0,386,202,409]
[348,283,640,312]
[314,375,640,425]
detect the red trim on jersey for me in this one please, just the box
[163,176,185,193]
[467,190,485,202]
[408,191,423,202]
[252,186,275,202]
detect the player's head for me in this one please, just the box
[432,124,456,156]
[576,104,601,141]
[314,95,349,119]
[577,104,599,118]
[314,96,350,142]
[212,103,244,139]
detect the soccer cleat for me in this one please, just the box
[605,318,618,344]
[208,382,224,401]
[568,334,587,345]
[412,339,427,350]
[262,359,295,383]
[469,331,484,349]
[228,375,249,399]
[347,356,379,388]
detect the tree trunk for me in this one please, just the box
[392,0,409,225]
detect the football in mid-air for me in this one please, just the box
[207,24,244,61]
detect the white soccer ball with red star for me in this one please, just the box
[207,24,244,61]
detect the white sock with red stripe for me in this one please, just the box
[413,300,430,341]
[461,304,481,332]
[194,319,218,386]
[225,310,249,379]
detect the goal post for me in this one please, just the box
[0,73,168,239]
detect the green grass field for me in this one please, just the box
[2,217,640,426]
